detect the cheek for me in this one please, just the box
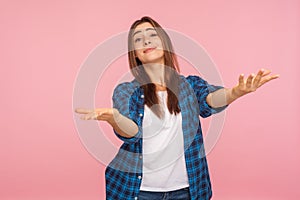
[157,49,165,58]
[153,38,164,49]
[133,44,142,51]
[134,50,144,61]
[135,49,143,56]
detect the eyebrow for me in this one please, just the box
[133,28,156,37]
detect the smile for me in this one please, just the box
[143,47,156,53]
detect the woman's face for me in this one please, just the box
[132,22,164,65]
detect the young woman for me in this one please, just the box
[75,16,279,200]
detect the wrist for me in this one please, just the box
[108,109,122,124]
[231,86,244,99]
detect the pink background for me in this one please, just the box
[1,0,299,199]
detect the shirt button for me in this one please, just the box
[139,155,142,159]
[138,175,142,179]
[141,95,144,98]
[139,113,143,117]
[134,197,138,200]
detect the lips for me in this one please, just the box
[143,47,156,53]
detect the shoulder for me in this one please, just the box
[180,75,207,87]
[113,82,133,92]
[113,79,140,97]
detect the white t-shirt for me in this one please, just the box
[140,91,189,192]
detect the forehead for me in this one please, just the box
[133,22,156,33]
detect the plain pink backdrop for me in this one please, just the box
[1,0,299,199]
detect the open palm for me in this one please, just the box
[233,69,279,97]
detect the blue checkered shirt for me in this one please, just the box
[105,75,227,200]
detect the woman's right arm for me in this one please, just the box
[74,108,138,138]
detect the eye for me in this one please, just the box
[134,38,142,43]
[150,33,158,37]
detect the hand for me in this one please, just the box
[232,68,279,97]
[74,108,120,122]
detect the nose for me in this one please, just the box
[144,39,151,46]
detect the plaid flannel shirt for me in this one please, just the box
[105,75,228,200]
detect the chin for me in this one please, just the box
[143,58,164,64]
[142,54,164,64]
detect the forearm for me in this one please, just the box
[206,86,242,108]
[107,112,139,138]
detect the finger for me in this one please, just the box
[258,75,279,87]
[80,112,94,120]
[93,112,99,120]
[257,68,265,76]
[95,109,112,118]
[80,115,87,120]
[261,69,272,77]
[95,112,109,121]
[253,69,264,87]
[246,73,255,88]
[95,111,104,120]
[75,108,94,114]
[239,74,245,86]
[95,108,114,116]
[86,115,93,120]
[87,113,96,120]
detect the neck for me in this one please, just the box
[143,63,166,87]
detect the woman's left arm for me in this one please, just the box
[206,69,280,108]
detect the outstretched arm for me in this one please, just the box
[206,69,279,108]
[75,108,138,138]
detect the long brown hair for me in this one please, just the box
[128,16,181,118]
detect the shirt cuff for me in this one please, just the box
[113,126,142,144]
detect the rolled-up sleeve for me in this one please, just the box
[112,83,142,144]
[186,75,228,118]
